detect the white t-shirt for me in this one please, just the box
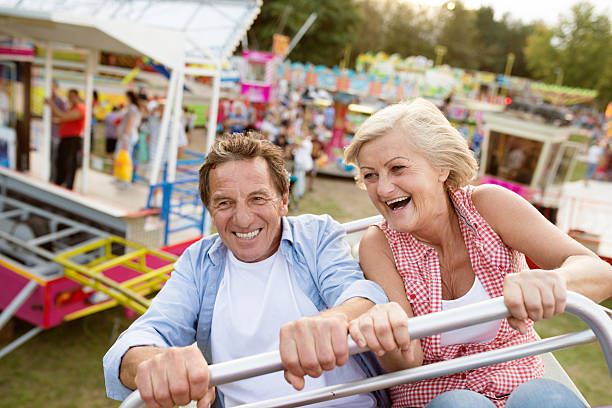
[440,277,501,346]
[587,144,604,165]
[293,139,313,172]
[210,250,375,407]
[117,104,141,144]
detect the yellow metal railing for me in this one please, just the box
[54,236,177,318]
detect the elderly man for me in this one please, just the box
[103,133,389,408]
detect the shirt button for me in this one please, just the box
[409,294,416,300]
[460,372,467,380]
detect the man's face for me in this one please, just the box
[208,157,288,263]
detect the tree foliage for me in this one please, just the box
[525,2,612,104]
[248,0,361,66]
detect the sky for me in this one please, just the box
[410,0,612,25]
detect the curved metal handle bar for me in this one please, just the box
[342,215,383,235]
[119,291,612,408]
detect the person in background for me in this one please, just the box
[116,91,142,159]
[143,101,188,206]
[90,89,99,150]
[585,138,606,184]
[103,133,390,408]
[307,130,324,193]
[45,89,85,190]
[49,80,68,182]
[344,98,612,408]
[291,130,313,201]
[226,103,247,134]
[104,106,122,156]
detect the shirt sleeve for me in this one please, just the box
[102,246,203,400]
[314,215,388,307]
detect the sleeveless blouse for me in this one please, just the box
[377,185,544,407]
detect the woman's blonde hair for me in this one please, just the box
[344,98,478,189]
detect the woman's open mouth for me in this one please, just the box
[385,196,411,210]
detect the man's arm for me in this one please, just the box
[103,243,204,403]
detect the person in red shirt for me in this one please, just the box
[45,89,85,190]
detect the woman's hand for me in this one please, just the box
[503,269,567,334]
[348,302,416,364]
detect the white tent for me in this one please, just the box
[0,0,261,193]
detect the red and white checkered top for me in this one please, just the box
[377,185,544,408]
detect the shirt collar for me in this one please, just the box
[208,235,227,265]
[280,216,294,245]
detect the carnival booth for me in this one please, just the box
[240,50,279,104]
[479,111,581,214]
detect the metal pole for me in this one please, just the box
[342,215,383,234]
[118,292,612,408]
[166,67,184,183]
[242,331,596,408]
[202,63,221,237]
[41,43,53,182]
[0,327,42,360]
[0,280,38,330]
[284,13,317,59]
[80,50,97,194]
[149,68,178,185]
[206,66,220,155]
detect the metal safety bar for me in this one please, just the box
[119,291,612,408]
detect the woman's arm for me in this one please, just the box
[349,226,424,372]
[472,184,612,332]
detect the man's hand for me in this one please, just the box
[279,313,350,390]
[503,269,567,335]
[126,345,215,408]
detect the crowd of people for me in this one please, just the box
[44,84,195,191]
[215,92,332,205]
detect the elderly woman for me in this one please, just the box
[344,98,612,408]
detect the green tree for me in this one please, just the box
[248,0,361,67]
[473,7,502,72]
[436,1,479,69]
[555,2,611,89]
[351,0,387,59]
[525,2,612,104]
[382,1,435,59]
[524,24,561,82]
[596,52,612,108]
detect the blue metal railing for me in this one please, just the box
[145,150,207,245]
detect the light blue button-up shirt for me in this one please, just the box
[103,214,389,402]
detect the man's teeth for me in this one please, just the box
[386,197,410,205]
[235,229,261,239]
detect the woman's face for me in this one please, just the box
[357,129,448,234]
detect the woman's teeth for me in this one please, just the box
[235,229,261,239]
[385,196,411,210]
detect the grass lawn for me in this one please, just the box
[1,176,610,407]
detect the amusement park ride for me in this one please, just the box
[0,2,611,406]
